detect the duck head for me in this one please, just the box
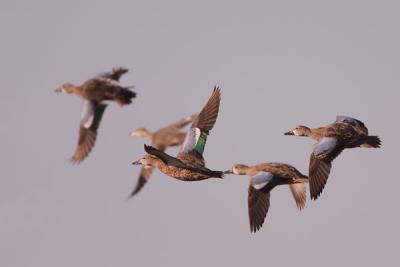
[284,125,311,137]
[132,154,159,167]
[129,128,152,138]
[224,164,250,175]
[55,83,76,94]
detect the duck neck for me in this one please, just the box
[243,165,258,176]
[71,85,84,97]
[141,129,153,139]
[153,158,168,170]
[309,127,325,141]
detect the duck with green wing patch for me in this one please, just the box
[128,115,196,197]
[56,67,136,163]
[132,87,223,181]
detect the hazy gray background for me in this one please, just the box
[1,0,398,266]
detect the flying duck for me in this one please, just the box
[56,67,136,163]
[132,87,223,181]
[224,163,308,233]
[128,115,196,197]
[285,115,381,200]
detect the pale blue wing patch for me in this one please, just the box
[251,172,275,190]
[80,100,95,129]
[96,71,119,84]
[336,115,359,123]
[336,115,365,127]
[180,127,201,153]
[97,71,113,79]
[313,137,337,157]
[336,115,367,131]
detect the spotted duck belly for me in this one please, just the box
[158,165,212,181]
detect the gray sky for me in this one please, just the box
[1,0,399,266]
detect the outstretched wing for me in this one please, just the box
[289,183,307,210]
[309,137,345,200]
[180,87,221,158]
[129,143,167,198]
[169,114,197,129]
[97,67,129,82]
[129,167,153,198]
[248,186,270,233]
[70,100,107,164]
[248,172,276,233]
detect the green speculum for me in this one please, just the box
[195,133,207,154]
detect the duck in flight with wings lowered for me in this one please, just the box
[132,87,224,181]
[224,163,308,233]
[128,114,196,197]
[56,67,136,163]
[285,115,381,200]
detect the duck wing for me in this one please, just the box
[309,137,345,200]
[144,145,189,168]
[248,186,270,233]
[153,115,196,148]
[289,183,307,210]
[129,166,153,198]
[248,172,278,233]
[129,144,166,198]
[169,114,197,129]
[145,145,223,178]
[335,115,368,135]
[71,100,107,163]
[180,87,221,161]
[97,67,129,82]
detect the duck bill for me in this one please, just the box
[224,169,234,174]
[131,160,141,165]
[284,131,294,136]
[55,88,62,93]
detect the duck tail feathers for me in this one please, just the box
[116,87,136,105]
[208,170,224,179]
[362,136,382,148]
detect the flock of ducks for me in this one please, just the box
[57,67,382,233]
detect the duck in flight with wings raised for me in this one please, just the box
[132,87,223,181]
[128,114,196,197]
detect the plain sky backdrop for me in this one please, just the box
[1,0,399,266]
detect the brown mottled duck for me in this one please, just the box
[224,163,308,233]
[285,115,381,200]
[56,67,136,163]
[128,114,196,197]
[132,87,223,181]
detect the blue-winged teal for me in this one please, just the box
[285,115,381,200]
[224,163,308,233]
[132,87,223,180]
[56,67,136,163]
[128,115,196,197]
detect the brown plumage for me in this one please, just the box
[225,163,308,233]
[132,87,223,181]
[56,67,136,163]
[285,116,381,200]
[192,88,221,133]
[129,115,196,197]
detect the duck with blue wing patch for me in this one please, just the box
[132,87,224,181]
[285,115,381,200]
[224,163,308,233]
